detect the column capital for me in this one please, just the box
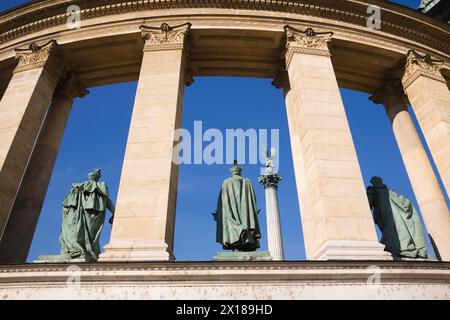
[370,80,409,121]
[401,50,445,89]
[370,80,408,107]
[284,26,333,69]
[14,40,65,74]
[271,60,290,94]
[140,22,191,52]
[258,174,282,189]
[53,73,89,100]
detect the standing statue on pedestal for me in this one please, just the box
[367,176,428,259]
[58,169,115,262]
[213,161,261,252]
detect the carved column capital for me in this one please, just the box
[259,174,282,190]
[370,80,408,106]
[14,40,65,75]
[140,22,191,52]
[284,26,333,69]
[271,59,290,94]
[401,50,445,89]
[370,80,410,122]
[53,73,89,100]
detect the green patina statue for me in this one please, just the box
[213,161,261,252]
[367,176,428,259]
[59,169,115,262]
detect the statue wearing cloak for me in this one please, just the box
[60,169,115,262]
[367,176,427,259]
[213,163,261,251]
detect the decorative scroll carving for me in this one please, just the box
[402,50,445,89]
[284,26,333,68]
[54,73,89,100]
[140,22,191,52]
[14,40,65,74]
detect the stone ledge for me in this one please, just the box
[0,261,448,299]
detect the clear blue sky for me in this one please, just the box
[3,0,446,262]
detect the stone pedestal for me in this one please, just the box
[34,256,88,263]
[0,40,64,242]
[402,51,450,200]
[259,174,284,261]
[100,23,191,262]
[281,26,384,260]
[213,251,272,261]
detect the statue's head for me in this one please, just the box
[88,168,102,181]
[370,176,384,187]
[230,160,243,176]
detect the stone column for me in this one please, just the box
[281,26,387,260]
[100,23,191,262]
[0,41,64,240]
[259,174,284,261]
[402,51,450,199]
[370,83,450,261]
[0,74,88,264]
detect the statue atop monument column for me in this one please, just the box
[213,161,261,252]
[367,176,428,259]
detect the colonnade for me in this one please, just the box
[0,23,448,263]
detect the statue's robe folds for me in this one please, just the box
[60,181,114,261]
[214,176,261,251]
[368,186,427,258]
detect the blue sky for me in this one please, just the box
[2,0,446,262]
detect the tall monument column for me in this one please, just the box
[281,26,387,260]
[401,51,450,199]
[259,174,284,261]
[370,83,450,261]
[0,40,64,241]
[100,23,192,262]
[0,74,88,264]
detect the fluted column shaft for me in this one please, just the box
[0,41,64,241]
[372,83,450,261]
[281,26,387,260]
[100,23,191,262]
[0,75,87,263]
[402,51,450,199]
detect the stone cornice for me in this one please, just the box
[140,22,191,52]
[0,261,448,284]
[401,50,446,89]
[14,40,64,74]
[284,26,333,68]
[0,1,449,57]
